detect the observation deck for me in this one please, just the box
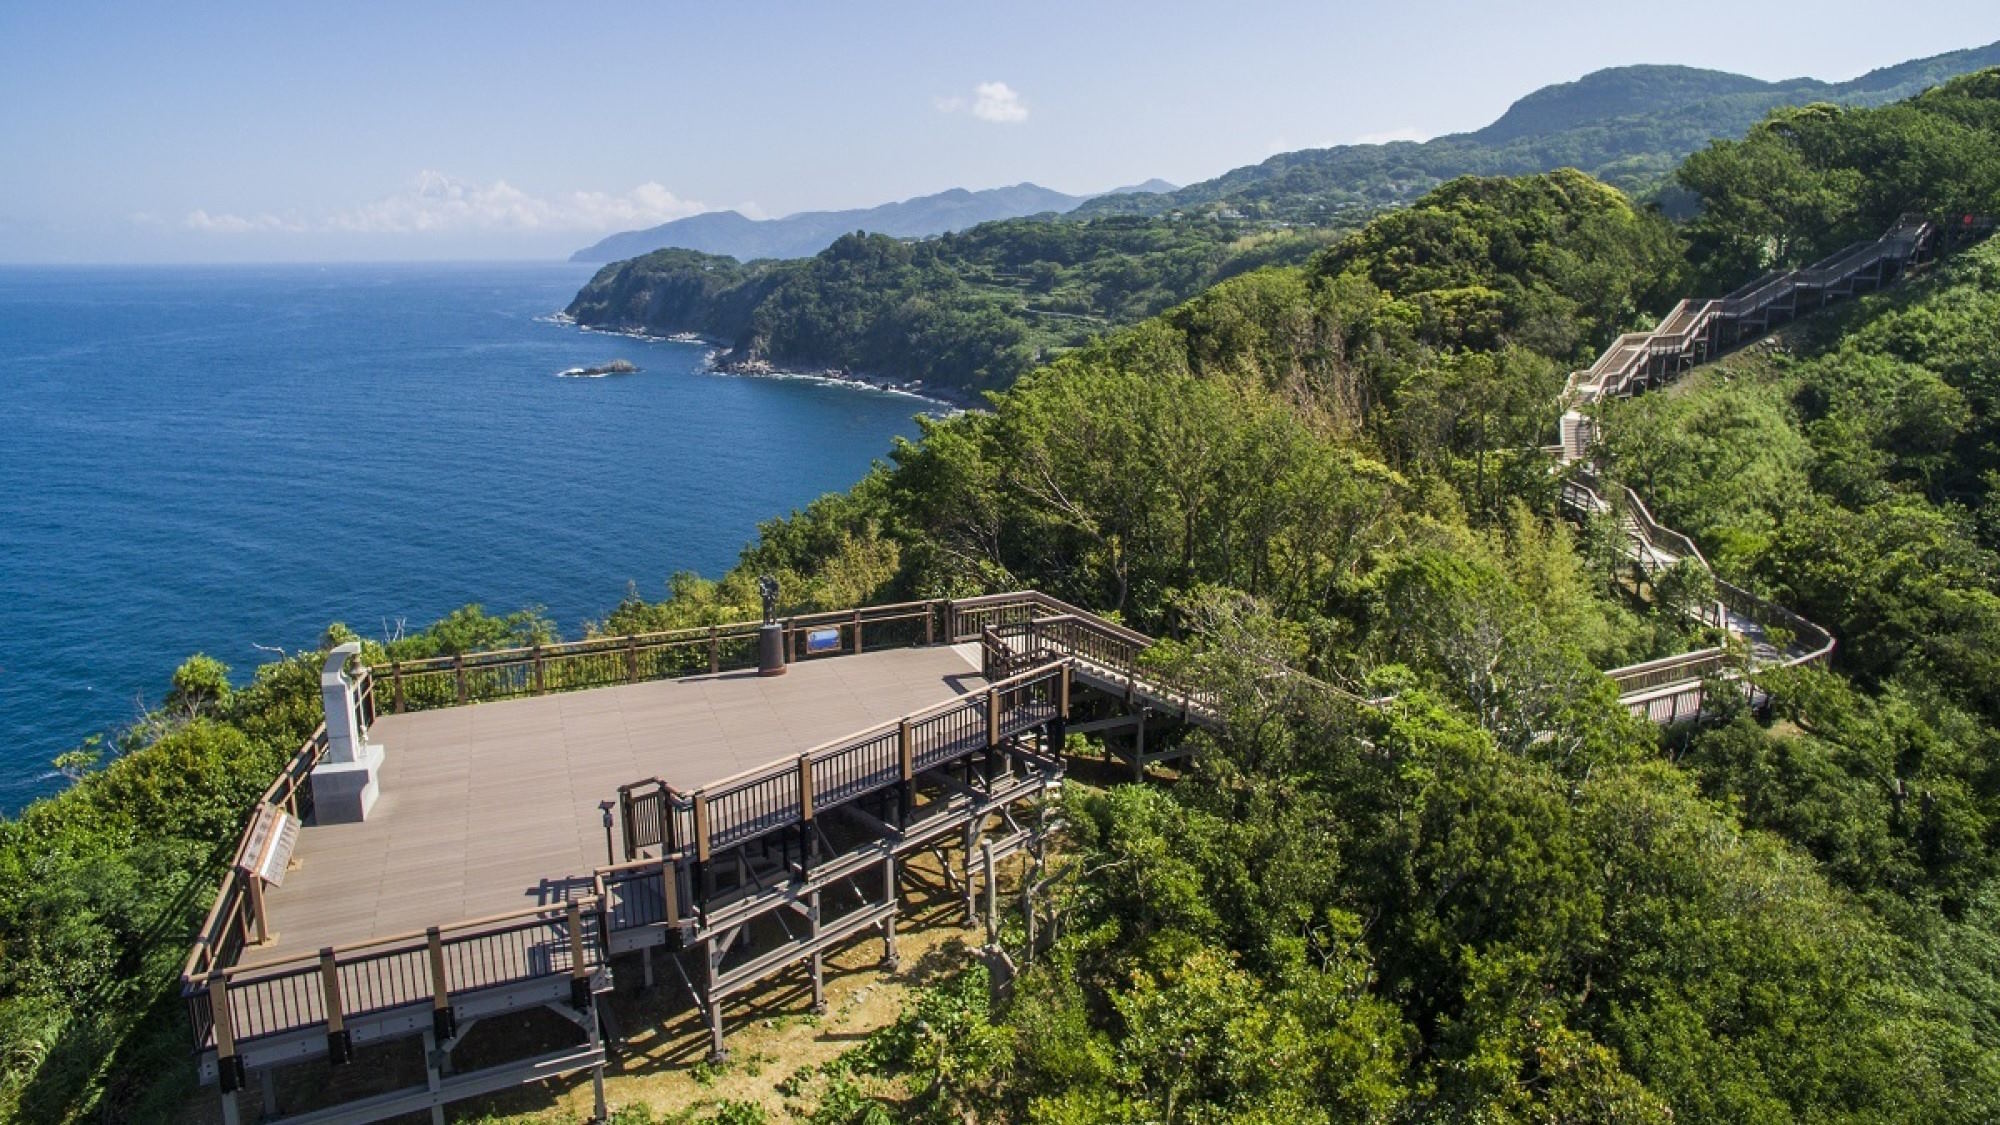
[253,643,989,959]
[186,592,1211,1125]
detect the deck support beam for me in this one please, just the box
[704,935,728,1064]
[881,854,900,970]
[962,817,984,926]
[809,891,826,1014]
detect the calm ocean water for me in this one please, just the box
[0,262,929,811]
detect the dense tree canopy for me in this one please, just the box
[566,217,1341,395]
[10,70,2000,1124]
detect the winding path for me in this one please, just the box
[1558,218,1939,720]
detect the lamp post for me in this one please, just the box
[599,800,616,866]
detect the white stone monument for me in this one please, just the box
[310,641,386,823]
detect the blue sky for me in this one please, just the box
[2,2,1995,262]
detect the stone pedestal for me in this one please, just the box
[311,641,386,823]
[311,741,384,824]
[758,622,787,677]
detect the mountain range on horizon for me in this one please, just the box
[1075,39,2000,221]
[577,38,2000,268]
[569,179,1177,263]
[566,36,2000,407]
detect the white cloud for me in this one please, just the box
[181,172,705,237]
[937,81,1028,124]
[183,209,303,233]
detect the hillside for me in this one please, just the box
[568,180,1175,263]
[565,42,2000,399]
[585,73,2000,1120]
[12,64,2000,1125]
[1077,41,2000,222]
[564,213,1341,397]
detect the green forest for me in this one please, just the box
[564,44,2000,403]
[8,69,2000,1123]
[1075,42,2000,225]
[565,215,1341,397]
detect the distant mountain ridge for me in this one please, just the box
[570,179,1177,263]
[1075,41,2000,221]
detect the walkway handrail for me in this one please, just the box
[180,716,343,988]
[1552,220,1940,711]
[370,599,947,713]
[1717,578,1836,668]
[183,895,605,1052]
[1607,647,1733,694]
[625,661,1070,867]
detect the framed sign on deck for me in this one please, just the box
[234,805,300,887]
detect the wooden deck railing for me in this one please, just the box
[182,588,1190,1057]
[371,600,946,714]
[615,660,1068,867]
[181,723,331,992]
[981,614,1221,721]
[185,896,603,1056]
[1606,648,1733,695]
[1562,217,1935,413]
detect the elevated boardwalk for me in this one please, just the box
[253,645,988,959]
[184,215,1987,1124]
[1554,218,1957,718]
[184,593,1209,1125]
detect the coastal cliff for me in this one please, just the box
[563,219,1335,397]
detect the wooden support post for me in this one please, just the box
[662,857,680,927]
[898,720,915,827]
[944,599,956,642]
[531,644,545,695]
[586,994,609,1123]
[987,688,1001,749]
[808,890,826,1014]
[925,602,935,645]
[704,936,728,1063]
[626,637,639,683]
[708,626,720,674]
[426,927,455,1042]
[1020,871,1036,962]
[853,608,865,654]
[453,654,467,704]
[321,947,352,1065]
[983,839,999,947]
[693,794,712,903]
[1059,662,1071,719]
[963,819,982,926]
[210,975,241,1091]
[566,902,591,1011]
[881,854,900,970]
[798,756,816,880]
[246,876,270,945]
[1133,711,1146,782]
[392,661,405,714]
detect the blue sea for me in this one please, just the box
[0,263,932,811]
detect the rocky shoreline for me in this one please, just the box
[556,358,639,378]
[708,351,977,410]
[553,313,976,410]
